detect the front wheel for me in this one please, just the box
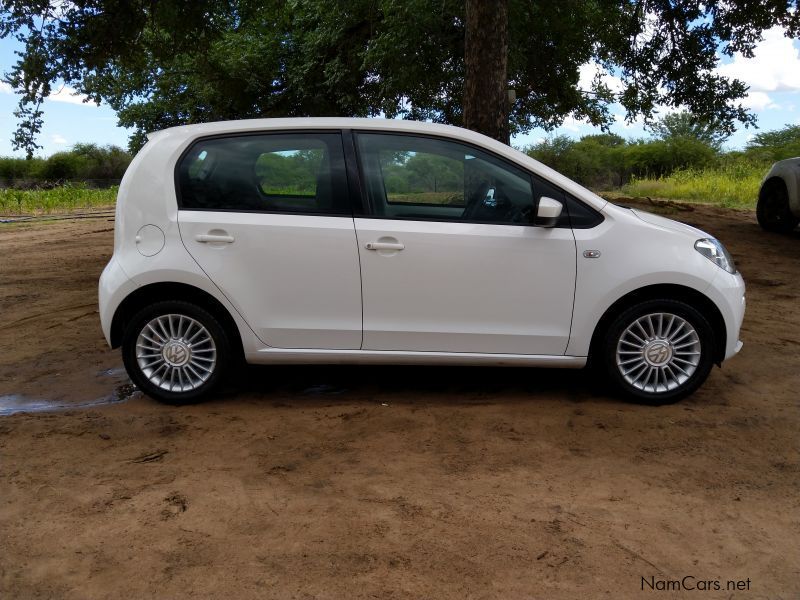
[601,300,715,405]
[122,300,231,404]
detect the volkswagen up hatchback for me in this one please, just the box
[98,118,745,404]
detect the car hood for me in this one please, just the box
[630,208,709,239]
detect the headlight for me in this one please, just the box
[694,238,736,274]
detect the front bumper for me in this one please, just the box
[705,269,746,362]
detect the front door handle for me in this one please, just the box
[196,233,235,244]
[365,241,404,251]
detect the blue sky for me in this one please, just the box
[2,26,800,156]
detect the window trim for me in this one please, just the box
[173,129,355,218]
[341,129,367,216]
[171,127,603,228]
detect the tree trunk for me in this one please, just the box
[463,0,509,144]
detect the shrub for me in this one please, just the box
[0,156,45,181]
[70,143,132,179]
[525,133,715,188]
[624,137,716,179]
[39,152,86,181]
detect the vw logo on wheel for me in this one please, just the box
[162,341,190,366]
[645,341,671,366]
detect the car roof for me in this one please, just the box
[149,117,492,143]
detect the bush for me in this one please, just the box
[39,152,86,181]
[70,143,132,179]
[524,133,716,189]
[0,156,45,181]
[0,144,132,185]
[623,137,716,179]
[525,134,629,189]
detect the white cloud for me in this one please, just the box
[578,62,624,94]
[739,91,779,111]
[0,81,13,94]
[717,27,800,93]
[561,115,586,132]
[47,85,92,105]
[51,133,67,145]
[613,112,645,129]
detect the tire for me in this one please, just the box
[757,179,799,233]
[600,299,715,405]
[122,300,231,404]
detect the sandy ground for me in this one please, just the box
[0,203,798,599]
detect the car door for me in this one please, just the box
[353,132,576,355]
[176,131,362,349]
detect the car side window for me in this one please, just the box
[356,133,535,224]
[177,132,350,214]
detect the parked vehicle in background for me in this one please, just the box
[98,118,746,405]
[757,157,800,232]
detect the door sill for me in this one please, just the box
[246,348,586,368]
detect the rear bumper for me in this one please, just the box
[98,256,138,347]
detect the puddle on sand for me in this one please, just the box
[0,384,140,416]
[97,367,127,377]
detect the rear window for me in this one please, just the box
[176,132,350,214]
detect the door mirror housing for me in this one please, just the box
[534,197,563,227]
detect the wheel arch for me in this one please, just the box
[109,282,245,361]
[759,175,788,200]
[588,283,727,365]
[761,165,800,215]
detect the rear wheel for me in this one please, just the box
[757,179,799,233]
[122,300,230,404]
[601,299,715,404]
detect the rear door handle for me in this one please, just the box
[365,241,404,251]
[196,234,234,244]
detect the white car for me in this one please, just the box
[757,157,800,233]
[98,118,745,405]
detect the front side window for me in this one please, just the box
[177,132,349,214]
[356,133,535,224]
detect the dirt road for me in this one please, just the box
[1,203,798,599]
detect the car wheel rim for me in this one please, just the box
[616,312,701,394]
[135,314,217,392]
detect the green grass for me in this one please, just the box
[0,184,118,215]
[620,163,764,209]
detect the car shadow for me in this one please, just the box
[223,363,609,406]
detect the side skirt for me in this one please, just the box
[246,348,586,368]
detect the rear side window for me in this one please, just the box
[177,132,350,214]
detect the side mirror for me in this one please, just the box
[534,196,563,227]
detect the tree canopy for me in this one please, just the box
[2,0,799,156]
[650,110,730,150]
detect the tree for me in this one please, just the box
[744,123,800,162]
[463,0,509,143]
[650,110,729,150]
[2,1,799,156]
[746,124,800,150]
